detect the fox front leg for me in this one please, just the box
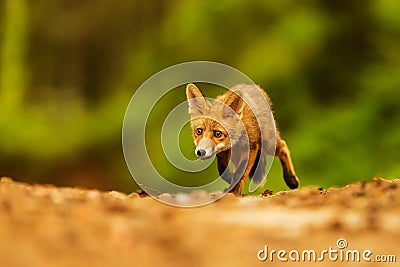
[217,150,233,184]
[249,145,267,186]
[217,150,248,195]
[229,159,248,195]
[221,159,248,195]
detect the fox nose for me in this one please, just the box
[196,149,206,157]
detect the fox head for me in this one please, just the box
[186,83,246,160]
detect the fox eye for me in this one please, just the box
[214,130,222,138]
[196,128,203,135]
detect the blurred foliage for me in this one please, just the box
[0,0,399,193]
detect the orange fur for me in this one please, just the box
[186,83,299,195]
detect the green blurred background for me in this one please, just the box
[1,0,399,193]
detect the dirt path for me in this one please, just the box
[0,177,399,266]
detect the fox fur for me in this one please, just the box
[186,83,299,195]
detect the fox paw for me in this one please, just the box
[284,174,299,189]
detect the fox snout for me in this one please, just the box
[195,138,216,160]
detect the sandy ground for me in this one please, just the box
[0,177,399,267]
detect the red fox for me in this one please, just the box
[186,83,299,195]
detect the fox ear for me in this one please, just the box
[186,83,208,117]
[223,90,244,118]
